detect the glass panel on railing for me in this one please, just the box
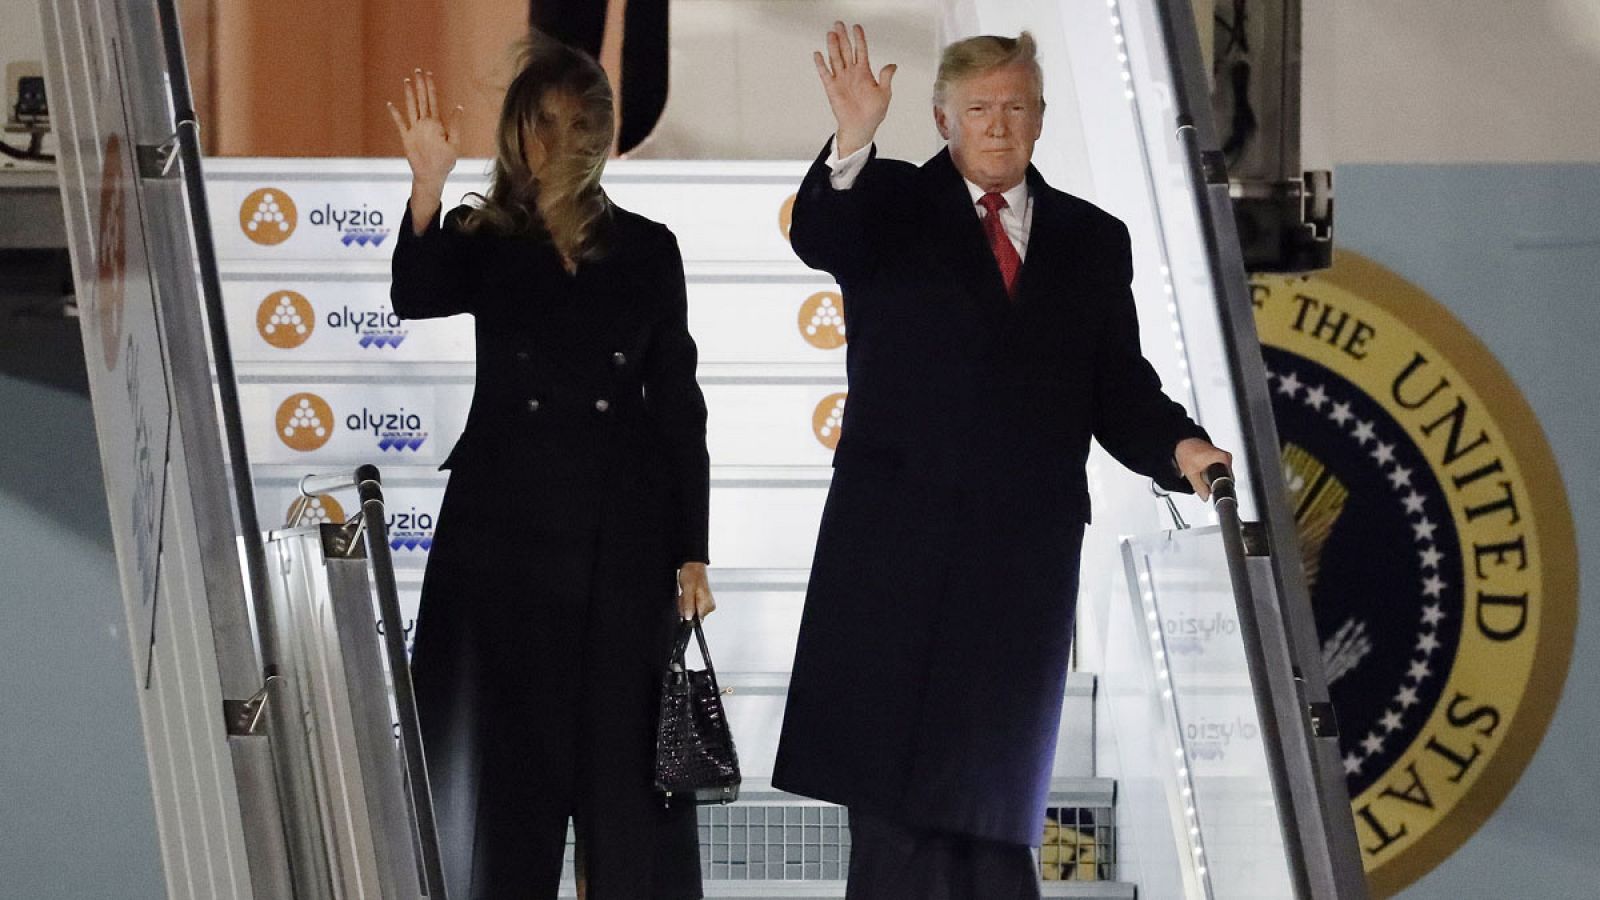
[1122,527,1295,899]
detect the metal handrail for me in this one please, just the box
[1204,463,1308,897]
[298,466,449,899]
[151,0,278,680]
[1151,2,1368,895]
[144,6,315,898]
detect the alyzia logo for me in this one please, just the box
[812,392,847,450]
[276,393,335,452]
[240,188,297,246]
[1163,611,1240,656]
[325,305,408,349]
[799,291,847,350]
[385,507,434,552]
[1185,715,1262,761]
[346,407,428,452]
[258,291,316,349]
[307,203,391,247]
[290,494,345,525]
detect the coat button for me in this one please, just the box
[612,351,627,367]
[527,398,541,412]
[594,398,610,413]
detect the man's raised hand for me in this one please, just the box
[812,22,896,157]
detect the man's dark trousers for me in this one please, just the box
[845,809,1042,900]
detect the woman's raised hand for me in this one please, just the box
[387,69,463,191]
[812,22,896,158]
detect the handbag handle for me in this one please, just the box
[668,616,719,685]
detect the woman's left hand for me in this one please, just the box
[678,563,716,620]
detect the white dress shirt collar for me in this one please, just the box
[963,177,1030,219]
[964,175,1034,261]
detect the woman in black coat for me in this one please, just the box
[386,35,713,900]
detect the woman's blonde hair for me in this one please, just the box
[933,32,1045,109]
[459,32,615,262]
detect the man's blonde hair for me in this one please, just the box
[933,32,1045,108]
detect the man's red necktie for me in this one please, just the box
[978,191,1022,298]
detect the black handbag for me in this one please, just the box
[654,617,741,806]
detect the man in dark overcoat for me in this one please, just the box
[771,23,1233,899]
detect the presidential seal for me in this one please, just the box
[1252,251,1577,896]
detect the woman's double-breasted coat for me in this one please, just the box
[771,144,1208,848]
[391,201,710,899]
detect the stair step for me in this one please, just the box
[548,780,1123,896]
[1043,884,1137,899]
[556,881,1137,898]
[723,777,1113,805]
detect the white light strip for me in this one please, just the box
[1136,554,1211,889]
[1105,0,1199,412]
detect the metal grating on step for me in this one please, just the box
[701,803,851,880]
[556,782,1119,887]
[1041,803,1116,882]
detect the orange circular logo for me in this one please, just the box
[291,493,345,525]
[811,392,847,450]
[275,393,335,452]
[240,188,297,245]
[256,290,315,348]
[798,291,847,349]
[94,134,127,370]
[779,193,797,241]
